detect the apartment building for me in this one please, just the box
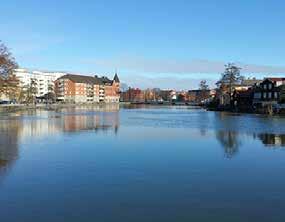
[13,68,66,97]
[55,73,120,103]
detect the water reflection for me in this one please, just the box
[2,107,285,221]
[19,105,120,138]
[0,105,120,176]
[1,105,285,177]
[211,112,285,157]
[257,134,285,147]
[214,130,285,158]
[215,131,241,158]
[0,120,21,180]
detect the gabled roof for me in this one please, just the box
[266,77,285,82]
[93,75,103,84]
[113,73,120,83]
[58,74,119,85]
[99,76,113,85]
[241,79,263,86]
[59,74,95,84]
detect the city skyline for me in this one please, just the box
[2,0,285,89]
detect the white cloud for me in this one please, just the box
[120,74,216,90]
[88,57,285,74]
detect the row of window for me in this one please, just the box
[255,92,278,99]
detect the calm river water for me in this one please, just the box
[1,105,285,222]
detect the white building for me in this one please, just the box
[14,68,66,97]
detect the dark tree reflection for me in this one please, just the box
[0,119,21,181]
[216,131,241,158]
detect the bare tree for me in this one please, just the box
[0,41,18,78]
[198,80,209,102]
[0,41,19,101]
[216,63,243,103]
[46,83,56,103]
[199,80,209,91]
[26,79,38,104]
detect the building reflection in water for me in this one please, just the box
[211,112,285,157]
[212,130,285,158]
[60,111,119,133]
[57,104,120,134]
[1,103,285,176]
[18,104,120,138]
[257,134,285,147]
[0,104,120,177]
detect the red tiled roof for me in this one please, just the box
[266,77,285,81]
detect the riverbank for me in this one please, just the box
[128,101,201,106]
[207,105,285,116]
[0,103,121,114]
[2,102,284,116]
[0,102,203,114]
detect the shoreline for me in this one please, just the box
[0,103,121,113]
[1,103,284,117]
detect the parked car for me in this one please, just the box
[0,100,10,105]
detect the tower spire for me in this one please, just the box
[113,70,120,83]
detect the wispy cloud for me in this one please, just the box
[122,74,216,90]
[86,57,285,74]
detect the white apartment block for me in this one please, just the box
[14,68,66,97]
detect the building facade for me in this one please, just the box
[253,78,280,107]
[55,73,120,103]
[13,68,66,97]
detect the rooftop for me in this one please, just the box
[241,79,263,86]
[59,74,118,85]
[59,74,101,84]
[266,77,285,82]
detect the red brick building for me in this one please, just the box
[55,73,120,103]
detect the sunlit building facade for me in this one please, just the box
[55,73,120,103]
[13,68,66,97]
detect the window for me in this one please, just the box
[275,92,278,99]
[268,84,272,90]
[268,92,272,99]
[263,92,267,99]
[263,84,267,90]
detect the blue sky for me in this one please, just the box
[1,0,285,89]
